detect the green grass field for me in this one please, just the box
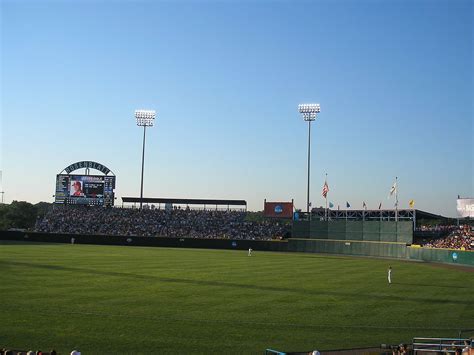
[1,241,473,354]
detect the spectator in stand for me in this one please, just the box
[36,206,289,241]
[422,225,473,251]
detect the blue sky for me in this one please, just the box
[0,0,472,216]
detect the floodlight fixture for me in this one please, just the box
[298,103,320,121]
[135,109,156,127]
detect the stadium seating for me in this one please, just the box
[417,225,473,250]
[35,206,288,240]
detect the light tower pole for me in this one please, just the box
[135,109,156,210]
[298,103,320,219]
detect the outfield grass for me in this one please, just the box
[0,241,473,354]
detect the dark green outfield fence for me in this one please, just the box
[1,230,472,267]
[292,220,413,243]
[407,246,474,266]
[288,238,474,266]
[288,238,408,258]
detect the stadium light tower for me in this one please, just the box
[298,103,320,218]
[135,109,156,210]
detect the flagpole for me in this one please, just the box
[325,173,328,221]
[325,198,328,221]
[395,176,398,222]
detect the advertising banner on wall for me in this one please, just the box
[264,200,294,219]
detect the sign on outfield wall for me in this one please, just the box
[457,198,474,218]
[264,200,294,219]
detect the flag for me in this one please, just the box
[329,202,334,208]
[389,180,397,198]
[409,199,415,209]
[362,201,367,209]
[322,181,329,198]
[346,201,351,208]
[378,202,382,210]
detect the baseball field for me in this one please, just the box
[1,240,472,354]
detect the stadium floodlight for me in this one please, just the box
[298,103,320,121]
[135,109,156,127]
[298,103,321,218]
[135,109,156,209]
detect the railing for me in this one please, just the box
[412,337,470,353]
[265,349,286,355]
[297,209,416,221]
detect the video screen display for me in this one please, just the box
[55,174,115,206]
[69,176,104,198]
[457,198,474,218]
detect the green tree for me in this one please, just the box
[0,201,39,230]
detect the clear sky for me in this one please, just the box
[0,0,472,216]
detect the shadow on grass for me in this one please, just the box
[393,282,465,289]
[2,260,471,305]
[0,240,59,246]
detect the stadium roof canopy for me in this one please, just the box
[414,209,452,221]
[121,197,247,208]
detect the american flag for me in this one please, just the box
[322,181,329,198]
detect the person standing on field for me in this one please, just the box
[248,248,252,256]
[388,266,392,284]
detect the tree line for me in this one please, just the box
[0,201,51,230]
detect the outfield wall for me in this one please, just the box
[288,238,474,266]
[292,220,413,244]
[407,246,474,266]
[1,230,472,266]
[288,238,408,259]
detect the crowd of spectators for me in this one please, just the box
[415,225,458,233]
[420,224,474,250]
[0,350,60,355]
[0,350,81,355]
[35,206,289,240]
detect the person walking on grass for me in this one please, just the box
[388,266,392,284]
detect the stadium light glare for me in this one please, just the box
[298,103,321,218]
[135,109,157,209]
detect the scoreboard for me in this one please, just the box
[55,174,116,206]
[457,198,474,218]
